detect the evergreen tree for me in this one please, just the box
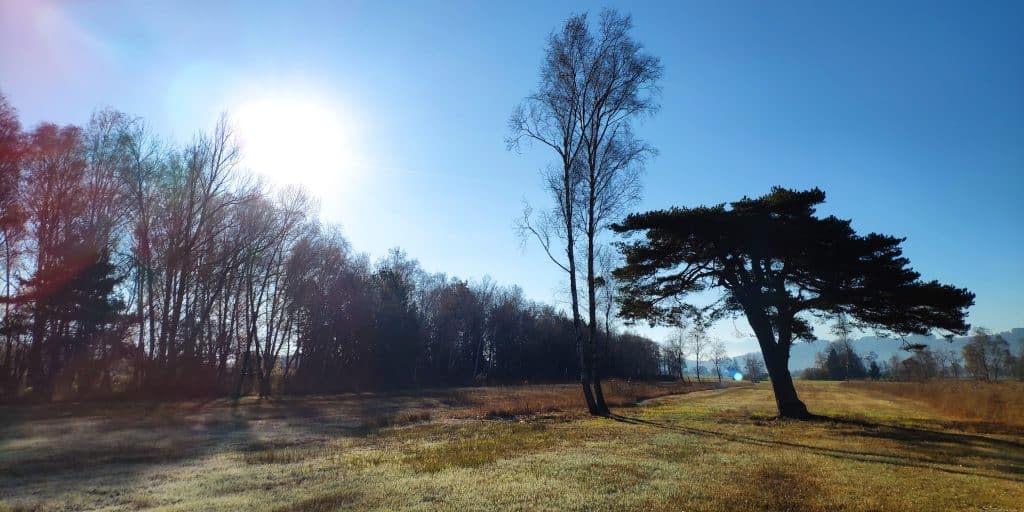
[613,187,974,418]
[868,360,881,380]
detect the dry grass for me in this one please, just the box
[1,381,1022,511]
[394,422,561,472]
[269,491,361,512]
[715,456,822,512]
[448,379,724,419]
[844,380,1024,427]
[359,410,433,429]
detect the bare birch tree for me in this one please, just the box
[688,315,710,382]
[510,10,661,414]
[509,14,599,413]
[576,10,661,413]
[711,340,729,383]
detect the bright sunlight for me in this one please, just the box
[233,96,355,190]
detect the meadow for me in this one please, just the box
[843,380,1024,427]
[1,380,1022,512]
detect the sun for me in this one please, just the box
[233,97,355,192]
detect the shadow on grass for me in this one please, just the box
[0,393,426,509]
[0,402,257,479]
[812,413,1024,445]
[607,412,1024,483]
[0,391,440,474]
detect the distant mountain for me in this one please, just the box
[725,328,1024,372]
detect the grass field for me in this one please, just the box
[1,380,1022,511]
[843,380,1024,427]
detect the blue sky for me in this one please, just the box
[1,0,1021,354]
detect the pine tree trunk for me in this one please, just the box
[743,305,812,419]
[763,348,810,419]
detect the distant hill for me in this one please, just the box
[723,328,1024,372]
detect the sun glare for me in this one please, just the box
[233,97,355,191]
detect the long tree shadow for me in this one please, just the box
[607,412,1024,484]
[812,414,1024,448]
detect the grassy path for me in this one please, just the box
[1,382,1022,511]
[639,384,745,405]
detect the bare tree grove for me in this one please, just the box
[0,92,666,402]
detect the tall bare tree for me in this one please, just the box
[576,9,661,413]
[509,13,599,413]
[710,340,729,383]
[510,10,660,415]
[687,316,710,382]
[0,93,25,395]
[117,116,164,386]
[665,328,688,381]
[21,122,88,398]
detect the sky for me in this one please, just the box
[1,0,1021,356]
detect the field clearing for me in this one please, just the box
[842,380,1024,427]
[1,381,1022,511]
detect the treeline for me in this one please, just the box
[0,93,663,401]
[801,328,1024,382]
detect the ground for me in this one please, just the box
[1,381,1022,511]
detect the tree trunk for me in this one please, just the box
[571,266,597,414]
[27,308,45,399]
[233,333,252,399]
[1,339,12,397]
[744,304,811,419]
[578,347,597,414]
[591,362,609,415]
[2,243,14,397]
[586,222,609,415]
[763,348,810,419]
[564,157,598,415]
